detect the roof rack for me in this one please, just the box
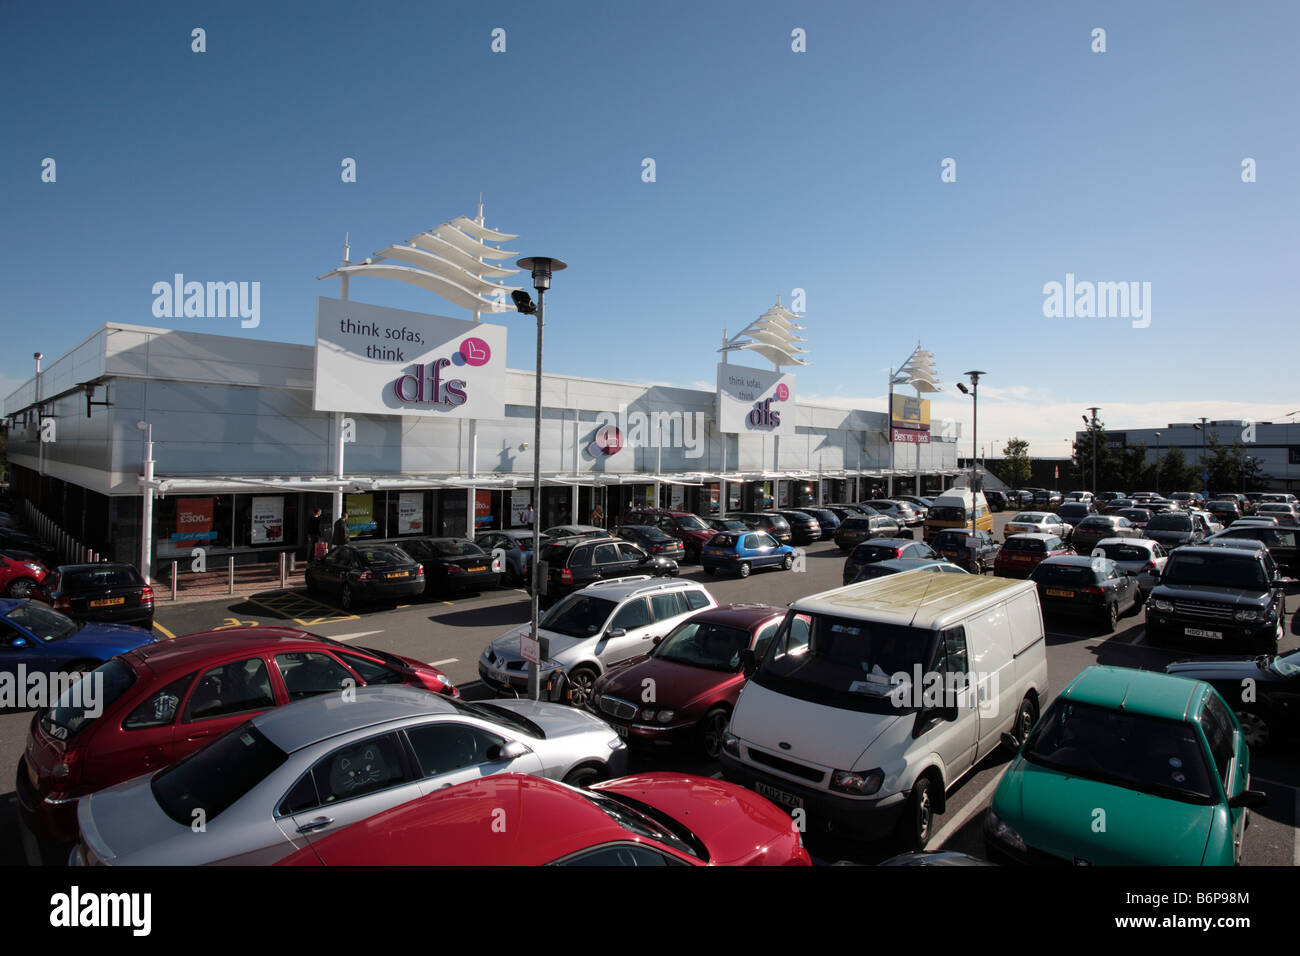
[582,575,692,595]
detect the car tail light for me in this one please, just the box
[140,585,154,606]
[1143,562,1158,572]
[1081,586,1104,595]
[560,568,573,585]
[357,571,374,582]
[53,595,71,612]
[447,564,464,574]
[652,545,665,552]
[892,549,904,557]
[416,566,425,577]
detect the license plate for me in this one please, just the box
[755,781,804,810]
[614,725,628,738]
[1185,628,1223,639]
[89,597,125,607]
[466,566,487,573]
[1046,589,1075,598]
[387,571,410,579]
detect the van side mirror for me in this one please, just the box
[739,648,757,677]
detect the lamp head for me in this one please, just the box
[956,382,969,395]
[136,420,149,431]
[516,256,567,293]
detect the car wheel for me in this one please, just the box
[1102,601,1118,631]
[1011,695,1038,747]
[700,707,730,759]
[562,763,606,788]
[739,562,751,578]
[782,554,794,571]
[6,578,35,599]
[566,666,599,708]
[896,776,935,851]
[340,584,356,611]
[1235,711,1270,751]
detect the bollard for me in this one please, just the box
[279,552,287,590]
[228,556,235,595]
[171,561,178,601]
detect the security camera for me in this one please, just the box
[511,290,537,314]
[956,382,969,395]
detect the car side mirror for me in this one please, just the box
[606,627,627,638]
[9,638,26,649]
[739,648,757,677]
[1227,789,1267,810]
[488,740,530,761]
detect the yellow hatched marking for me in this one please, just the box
[245,592,360,627]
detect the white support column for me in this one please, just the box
[571,411,580,523]
[140,433,155,585]
[332,412,345,522]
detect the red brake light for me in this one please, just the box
[53,596,71,612]
[447,564,463,574]
[560,568,573,585]
[140,585,154,606]
[416,566,424,576]
[1081,586,1105,595]
[357,571,374,581]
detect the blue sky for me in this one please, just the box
[3,0,1297,455]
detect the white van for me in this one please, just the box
[719,569,1048,849]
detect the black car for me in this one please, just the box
[1032,490,1063,509]
[842,538,939,586]
[393,537,500,595]
[931,528,1000,573]
[1165,648,1300,750]
[306,544,426,610]
[533,537,677,608]
[614,525,687,561]
[732,512,793,545]
[0,529,58,568]
[1204,500,1242,525]
[794,507,841,539]
[1005,490,1034,509]
[704,517,749,533]
[833,514,904,553]
[46,563,155,629]
[984,491,1009,513]
[1145,546,1286,650]
[1054,502,1096,536]
[1207,525,1298,576]
[1029,555,1140,631]
[1143,512,1211,552]
[776,510,821,545]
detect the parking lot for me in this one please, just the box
[4,510,1296,866]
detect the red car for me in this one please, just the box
[993,533,1075,579]
[623,509,716,562]
[0,551,49,599]
[16,626,457,845]
[279,771,811,866]
[588,604,784,758]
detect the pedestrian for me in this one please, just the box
[307,506,327,558]
[590,504,604,527]
[522,504,536,527]
[332,510,350,546]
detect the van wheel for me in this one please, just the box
[897,777,935,850]
[1011,695,1038,747]
[739,562,751,578]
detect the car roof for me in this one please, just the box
[791,570,1035,631]
[855,537,919,547]
[1037,555,1104,568]
[253,685,455,751]
[1060,665,1206,722]
[1094,537,1158,549]
[1006,532,1057,541]
[126,627,356,676]
[577,576,708,600]
[689,603,785,627]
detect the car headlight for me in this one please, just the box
[1150,598,1173,613]
[640,708,655,721]
[722,732,741,757]
[1234,608,1261,622]
[829,768,884,796]
[985,809,1027,852]
[607,736,626,751]
[656,710,675,724]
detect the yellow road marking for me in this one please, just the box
[153,622,177,641]
[245,592,359,627]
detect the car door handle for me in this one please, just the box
[296,816,334,833]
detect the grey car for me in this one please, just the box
[72,685,628,866]
[475,529,536,587]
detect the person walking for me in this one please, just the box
[332,510,350,546]
[522,503,536,528]
[590,504,604,528]
[307,506,329,558]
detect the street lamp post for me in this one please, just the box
[513,256,567,702]
[1084,407,1100,493]
[136,421,154,584]
[956,371,985,534]
[1153,431,1161,495]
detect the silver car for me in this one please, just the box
[72,685,628,865]
[1088,537,1169,601]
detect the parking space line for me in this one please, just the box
[931,768,1008,850]
[153,622,177,640]
[428,658,458,667]
[326,631,384,642]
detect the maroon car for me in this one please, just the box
[16,626,457,847]
[623,509,716,562]
[587,603,784,757]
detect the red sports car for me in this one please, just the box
[588,603,785,758]
[279,771,811,866]
[16,626,456,846]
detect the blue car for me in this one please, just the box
[700,530,795,578]
[0,599,157,683]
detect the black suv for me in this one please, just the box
[1145,545,1286,650]
[1209,525,1298,575]
[732,512,793,545]
[533,537,678,608]
[931,528,999,573]
[1143,511,1211,552]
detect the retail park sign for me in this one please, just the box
[314,297,506,419]
[716,364,795,437]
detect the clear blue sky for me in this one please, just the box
[3,1,1296,454]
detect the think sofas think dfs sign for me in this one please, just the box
[716,363,796,436]
[313,297,507,419]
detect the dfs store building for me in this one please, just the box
[2,227,960,580]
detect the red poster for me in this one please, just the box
[475,490,493,526]
[175,498,215,546]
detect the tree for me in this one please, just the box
[1002,438,1031,488]
[1072,417,1117,492]
[1158,447,1196,492]
[1115,443,1154,492]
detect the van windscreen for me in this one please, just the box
[753,611,940,714]
[929,507,966,522]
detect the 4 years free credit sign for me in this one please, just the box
[313,297,507,419]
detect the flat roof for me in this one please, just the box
[791,569,1033,630]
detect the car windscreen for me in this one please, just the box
[40,658,136,740]
[151,723,289,825]
[356,548,411,566]
[60,567,143,591]
[1075,517,1114,531]
[1057,507,1089,520]
[674,515,707,531]
[1031,563,1098,584]
[1003,537,1046,552]
[1024,700,1215,804]
[1011,513,1042,523]
[754,611,939,714]
[929,507,966,522]
[840,518,872,531]
[6,602,80,642]
[1147,515,1192,532]
[1118,510,1151,522]
[654,620,752,672]
[1163,552,1267,590]
[1095,544,1152,562]
[539,595,617,637]
[933,532,972,548]
[428,540,485,557]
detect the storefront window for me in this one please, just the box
[345,493,379,539]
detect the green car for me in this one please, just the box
[985,665,1267,865]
